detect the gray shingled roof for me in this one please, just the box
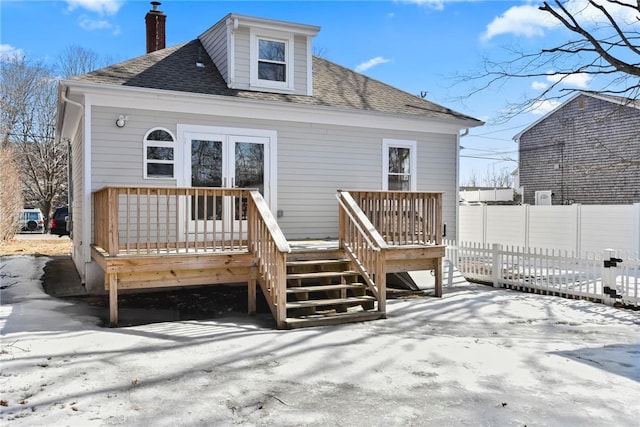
[74,39,481,124]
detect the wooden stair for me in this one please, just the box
[283,250,384,329]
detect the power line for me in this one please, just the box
[462,147,518,154]
[460,155,516,161]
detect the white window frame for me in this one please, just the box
[250,28,294,91]
[143,127,176,179]
[382,139,417,191]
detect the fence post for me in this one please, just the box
[574,204,582,256]
[602,248,617,306]
[492,243,503,288]
[482,204,488,246]
[523,204,530,249]
[633,203,640,256]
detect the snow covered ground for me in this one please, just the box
[1,255,639,426]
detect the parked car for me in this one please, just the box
[51,206,70,236]
[18,208,46,234]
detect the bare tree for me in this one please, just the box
[462,166,513,187]
[1,46,108,229]
[462,0,640,120]
[461,170,480,187]
[1,55,50,148]
[56,44,107,78]
[483,166,514,188]
[0,145,23,241]
[1,54,66,225]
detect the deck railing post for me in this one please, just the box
[107,187,119,256]
[435,193,443,245]
[377,250,387,316]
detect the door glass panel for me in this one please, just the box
[388,147,411,191]
[235,142,265,220]
[191,140,223,220]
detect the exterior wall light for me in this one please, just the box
[116,115,128,128]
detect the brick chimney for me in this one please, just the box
[145,2,166,53]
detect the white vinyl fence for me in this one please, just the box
[445,240,640,307]
[459,203,640,255]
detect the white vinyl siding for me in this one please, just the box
[90,106,458,240]
[71,122,85,276]
[198,22,229,82]
[293,34,308,95]
[232,27,251,89]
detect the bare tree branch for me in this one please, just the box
[452,0,640,122]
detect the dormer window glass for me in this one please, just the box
[250,28,294,91]
[258,39,286,82]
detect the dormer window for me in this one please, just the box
[258,38,286,82]
[250,28,294,91]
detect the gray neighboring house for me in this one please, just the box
[56,4,482,293]
[514,92,640,206]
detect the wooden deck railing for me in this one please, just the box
[348,190,443,246]
[93,186,255,256]
[337,191,388,314]
[247,190,291,328]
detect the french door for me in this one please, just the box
[185,132,269,236]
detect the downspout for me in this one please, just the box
[61,87,85,111]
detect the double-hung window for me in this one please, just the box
[144,128,175,179]
[250,29,294,90]
[258,38,286,82]
[382,139,417,191]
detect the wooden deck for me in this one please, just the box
[92,187,444,329]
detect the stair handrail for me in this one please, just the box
[247,190,290,328]
[336,191,387,312]
[336,191,388,250]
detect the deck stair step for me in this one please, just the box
[286,296,375,309]
[286,283,366,294]
[286,270,358,280]
[281,250,381,329]
[285,311,384,329]
[286,258,350,268]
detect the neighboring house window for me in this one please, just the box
[250,29,294,90]
[382,139,417,191]
[144,128,175,178]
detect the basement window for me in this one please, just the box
[144,128,175,178]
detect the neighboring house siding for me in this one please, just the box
[199,23,228,83]
[90,106,458,240]
[519,95,640,205]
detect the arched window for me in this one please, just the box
[144,128,175,178]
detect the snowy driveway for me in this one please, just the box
[1,255,639,426]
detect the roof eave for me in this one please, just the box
[61,80,482,134]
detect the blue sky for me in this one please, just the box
[1,0,622,183]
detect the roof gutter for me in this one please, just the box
[56,85,84,143]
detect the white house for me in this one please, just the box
[55,3,483,328]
